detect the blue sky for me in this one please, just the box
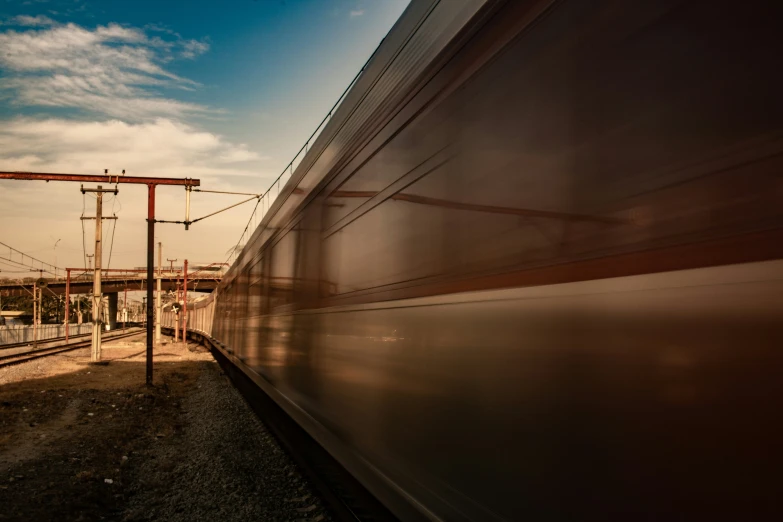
[0,0,408,272]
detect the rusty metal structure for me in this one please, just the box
[0,171,200,384]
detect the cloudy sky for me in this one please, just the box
[0,0,408,277]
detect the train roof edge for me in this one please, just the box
[218,0,492,290]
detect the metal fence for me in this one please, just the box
[0,324,92,346]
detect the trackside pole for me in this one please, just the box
[156,242,162,345]
[182,259,188,344]
[92,187,103,361]
[65,269,70,342]
[32,281,37,347]
[123,285,127,332]
[146,184,155,385]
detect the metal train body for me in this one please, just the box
[167,0,783,519]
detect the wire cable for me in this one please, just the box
[107,215,117,270]
[81,193,88,269]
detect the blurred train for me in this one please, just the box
[164,0,783,519]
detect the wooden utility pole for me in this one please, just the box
[123,285,127,332]
[174,276,181,343]
[182,259,188,343]
[81,185,118,362]
[32,280,38,347]
[65,268,70,339]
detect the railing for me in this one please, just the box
[0,324,92,346]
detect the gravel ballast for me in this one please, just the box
[0,335,332,522]
[123,360,332,522]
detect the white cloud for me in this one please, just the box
[0,117,267,180]
[182,39,209,59]
[0,19,267,269]
[0,20,211,120]
[5,14,57,27]
[0,118,277,270]
[349,10,365,18]
[94,23,147,42]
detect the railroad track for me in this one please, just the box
[0,323,144,352]
[0,328,143,369]
[0,331,93,352]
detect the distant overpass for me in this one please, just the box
[0,266,224,297]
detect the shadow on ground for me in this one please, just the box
[0,346,213,522]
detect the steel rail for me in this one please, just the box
[0,328,142,368]
[0,327,98,351]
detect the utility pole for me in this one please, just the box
[81,185,118,362]
[65,268,70,340]
[174,278,181,343]
[167,258,177,273]
[123,285,127,332]
[30,269,44,346]
[32,280,38,347]
[182,259,188,343]
[156,242,162,345]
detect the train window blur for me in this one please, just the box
[235,268,250,356]
[269,227,297,310]
[323,192,447,295]
[220,282,233,347]
[248,256,264,317]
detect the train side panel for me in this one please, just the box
[208,0,783,520]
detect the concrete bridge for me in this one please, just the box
[0,268,223,298]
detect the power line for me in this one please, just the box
[0,241,61,276]
[0,259,37,272]
[104,192,120,270]
[107,212,117,270]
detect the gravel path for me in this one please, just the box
[122,360,332,522]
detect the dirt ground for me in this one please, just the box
[0,333,331,522]
[0,334,212,521]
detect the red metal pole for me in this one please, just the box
[146,184,155,386]
[182,259,188,343]
[65,268,70,342]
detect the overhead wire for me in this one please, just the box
[0,258,37,272]
[223,36,387,268]
[0,241,61,276]
[107,211,117,270]
[106,192,119,271]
